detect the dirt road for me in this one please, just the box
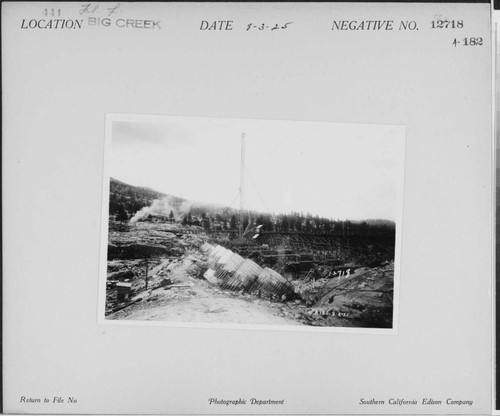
[108,276,303,326]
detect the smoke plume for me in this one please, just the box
[129,196,192,224]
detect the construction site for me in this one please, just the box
[105,217,394,328]
[105,132,396,328]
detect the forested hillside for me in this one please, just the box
[109,178,167,218]
[108,178,395,238]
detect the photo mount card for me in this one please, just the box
[1,1,493,415]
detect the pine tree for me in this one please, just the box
[230,215,237,230]
[116,204,129,222]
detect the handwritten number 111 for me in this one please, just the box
[43,8,61,17]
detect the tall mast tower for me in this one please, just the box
[239,133,246,237]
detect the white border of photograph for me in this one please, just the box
[492,8,499,415]
[97,113,406,335]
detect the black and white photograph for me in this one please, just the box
[100,114,405,330]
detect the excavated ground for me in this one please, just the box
[105,222,394,328]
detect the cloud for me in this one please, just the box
[112,121,192,150]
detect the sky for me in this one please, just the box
[109,115,405,221]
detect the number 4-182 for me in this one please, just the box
[452,37,483,47]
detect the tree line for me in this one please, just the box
[180,209,394,237]
[109,178,395,237]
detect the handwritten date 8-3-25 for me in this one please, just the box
[246,22,293,31]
